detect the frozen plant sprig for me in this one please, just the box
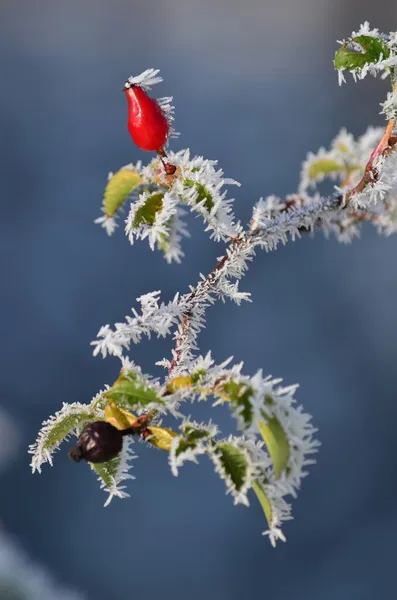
[32,25,397,545]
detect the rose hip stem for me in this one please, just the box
[157,147,177,175]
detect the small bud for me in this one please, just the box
[69,421,124,464]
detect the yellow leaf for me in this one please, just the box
[307,158,344,180]
[166,376,193,393]
[104,399,137,430]
[252,480,273,530]
[104,169,142,217]
[146,426,178,451]
[104,399,177,451]
[258,415,290,479]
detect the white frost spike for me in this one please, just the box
[260,483,292,547]
[351,151,397,209]
[124,68,163,90]
[94,214,118,236]
[351,21,380,38]
[380,89,397,120]
[162,206,190,264]
[157,95,179,139]
[91,290,186,359]
[215,280,252,305]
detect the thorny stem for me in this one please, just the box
[168,233,256,376]
[168,215,320,377]
[344,73,396,202]
[344,118,396,203]
[157,147,177,175]
[168,125,397,378]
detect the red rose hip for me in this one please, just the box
[124,85,169,152]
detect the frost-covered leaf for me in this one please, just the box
[251,479,291,546]
[215,443,248,493]
[107,372,165,412]
[184,179,214,212]
[257,413,290,479]
[334,35,389,71]
[125,191,181,256]
[169,420,217,476]
[307,158,345,180]
[104,399,134,430]
[156,206,189,264]
[90,438,136,507]
[132,192,164,228]
[29,403,101,474]
[169,437,206,475]
[104,168,142,217]
[210,438,255,506]
[252,480,273,529]
[190,368,207,384]
[166,375,193,393]
[91,457,121,493]
[222,380,254,427]
[146,426,177,451]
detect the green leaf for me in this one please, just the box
[216,443,248,492]
[169,434,207,475]
[30,403,100,473]
[252,480,273,529]
[175,423,215,456]
[42,412,91,451]
[174,437,195,458]
[222,380,254,427]
[104,169,142,217]
[182,427,212,442]
[258,413,290,479]
[184,179,214,212]
[307,158,345,180]
[108,373,165,411]
[91,455,121,490]
[170,422,216,475]
[335,142,350,153]
[132,193,164,228]
[158,230,170,254]
[334,35,389,71]
[190,369,207,384]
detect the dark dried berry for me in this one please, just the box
[69,421,123,464]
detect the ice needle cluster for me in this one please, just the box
[31,24,397,545]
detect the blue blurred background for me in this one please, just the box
[1,1,397,598]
